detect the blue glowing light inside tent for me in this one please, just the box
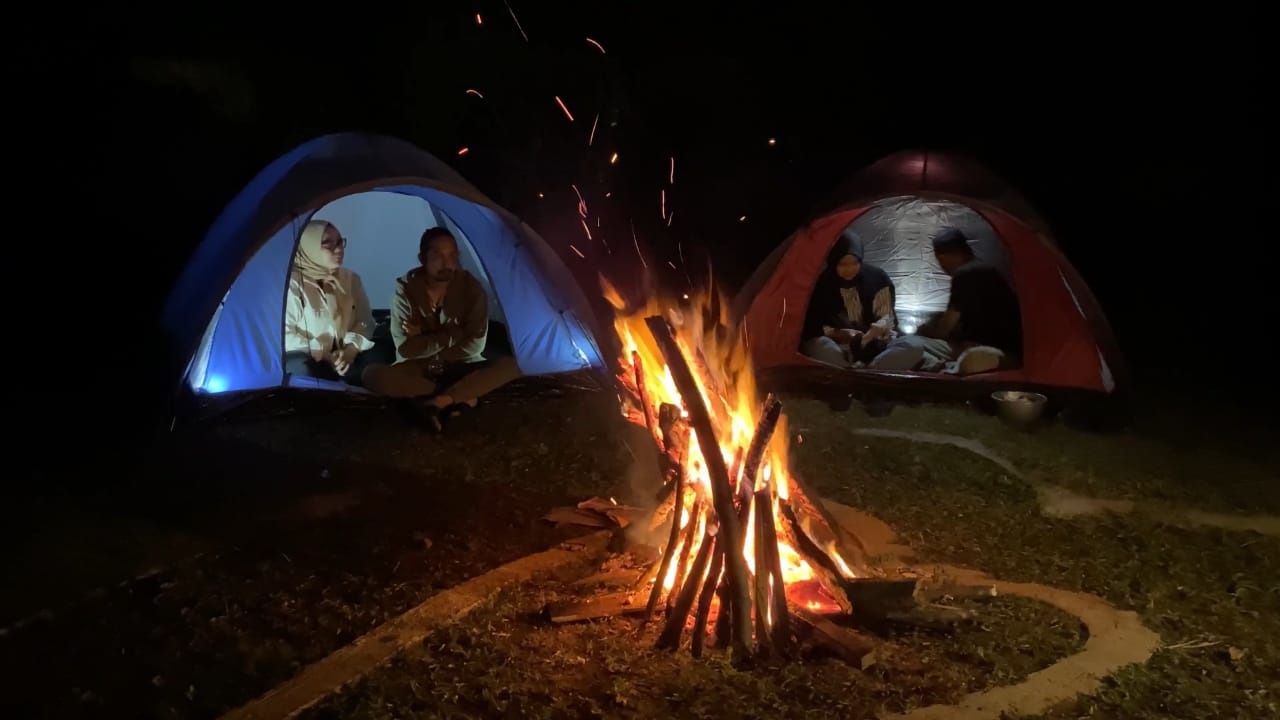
[203,375,228,394]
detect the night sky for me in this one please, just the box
[22,4,1264,453]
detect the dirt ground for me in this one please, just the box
[3,378,1276,719]
[2,377,633,719]
[302,578,1084,720]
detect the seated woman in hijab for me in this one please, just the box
[283,220,381,385]
[800,236,897,368]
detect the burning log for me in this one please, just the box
[755,489,791,654]
[631,350,658,442]
[690,543,724,658]
[643,477,685,620]
[842,578,920,615]
[837,577,976,631]
[715,486,757,650]
[666,498,702,614]
[655,525,717,650]
[646,404,689,526]
[603,279,888,666]
[645,315,755,660]
[653,390,791,657]
[792,608,878,668]
[784,470,870,572]
[775,504,853,615]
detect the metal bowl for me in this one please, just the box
[991,390,1048,427]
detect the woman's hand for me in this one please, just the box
[401,319,421,337]
[332,345,359,376]
[831,328,861,346]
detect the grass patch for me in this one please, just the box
[788,398,1280,719]
[304,578,1083,720]
[787,397,1280,515]
[2,385,631,720]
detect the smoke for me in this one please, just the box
[618,422,667,548]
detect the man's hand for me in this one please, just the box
[831,328,861,346]
[332,345,359,376]
[861,325,886,346]
[401,319,421,337]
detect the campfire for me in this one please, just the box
[540,278,990,664]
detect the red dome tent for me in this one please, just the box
[733,150,1124,402]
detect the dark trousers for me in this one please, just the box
[283,351,376,388]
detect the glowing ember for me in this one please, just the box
[456,147,470,156]
[586,37,606,53]
[554,96,575,122]
[465,88,484,98]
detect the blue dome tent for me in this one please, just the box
[163,133,606,398]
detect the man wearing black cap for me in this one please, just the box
[869,227,1022,374]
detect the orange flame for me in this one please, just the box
[602,276,845,603]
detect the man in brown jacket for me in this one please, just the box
[364,227,521,430]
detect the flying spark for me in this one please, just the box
[667,211,674,227]
[588,113,599,146]
[767,137,777,146]
[669,156,675,184]
[457,147,470,156]
[739,215,747,221]
[475,13,483,25]
[537,192,544,198]
[667,260,678,270]
[660,189,666,219]
[503,0,529,42]
[586,37,606,53]
[631,221,647,268]
[569,244,585,258]
[580,219,593,240]
[465,89,484,98]
[571,184,587,217]
[610,152,618,164]
[554,96,575,122]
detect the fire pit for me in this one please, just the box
[543,281,993,665]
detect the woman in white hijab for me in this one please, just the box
[283,220,379,385]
